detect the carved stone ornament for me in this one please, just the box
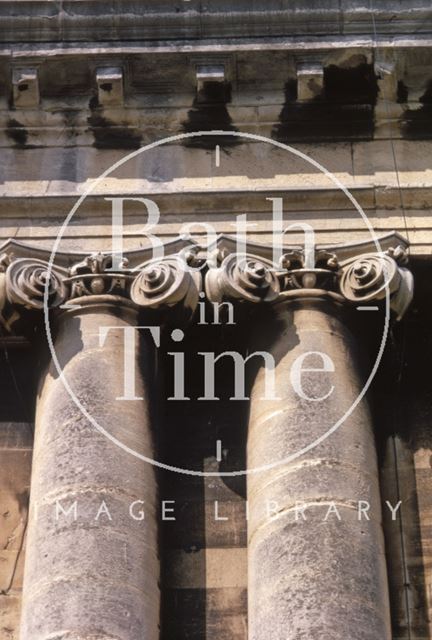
[0,249,203,330]
[131,255,202,314]
[205,245,414,320]
[66,252,133,299]
[0,233,414,329]
[205,253,280,304]
[282,247,339,291]
[339,251,414,320]
[5,258,67,310]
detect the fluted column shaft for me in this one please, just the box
[20,298,160,640]
[247,299,391,640]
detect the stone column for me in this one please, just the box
[2,253,200,640]
[248,297,390,640]
[206,247,413,640]
[22,298,161,640]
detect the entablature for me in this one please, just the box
[1,43,431,147]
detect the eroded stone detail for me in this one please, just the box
[0,237,414,331]
[5,258,67,310]
[205,253,280,304]
[131,255,202,314]
[1,252,203,328]
[67,252,133,299]
[281,248,339,291]
[205,244,414,320]
[339,249,414,320]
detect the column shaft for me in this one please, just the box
[20,299,160,640]
[247,300,391,640]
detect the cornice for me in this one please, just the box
[0,2,431,45]
[2,36,432,59]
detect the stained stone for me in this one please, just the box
[247,300,392,640]
[19,299,160,640]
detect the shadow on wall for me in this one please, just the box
[273,63,379,142]
[401,80,432,139]
[6,118,29,148]
[182,81,240,150]
[374,260,432,639]
[87,95,142,150]
[159,318,248,639]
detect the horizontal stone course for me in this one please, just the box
[0,1,432,43]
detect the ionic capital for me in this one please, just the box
[0,233,414,335]
[0,250,202,333]
[205,244,413,320]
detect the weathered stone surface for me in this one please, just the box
[0,137,432,257]
[0,450,31,640]
[1,1,431,43]
[0,1,430,638]
[19,300,160,640]
[380,434,429,639]
[0,342,34,640]
[162,587,247,640]
[247,301,391,639]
